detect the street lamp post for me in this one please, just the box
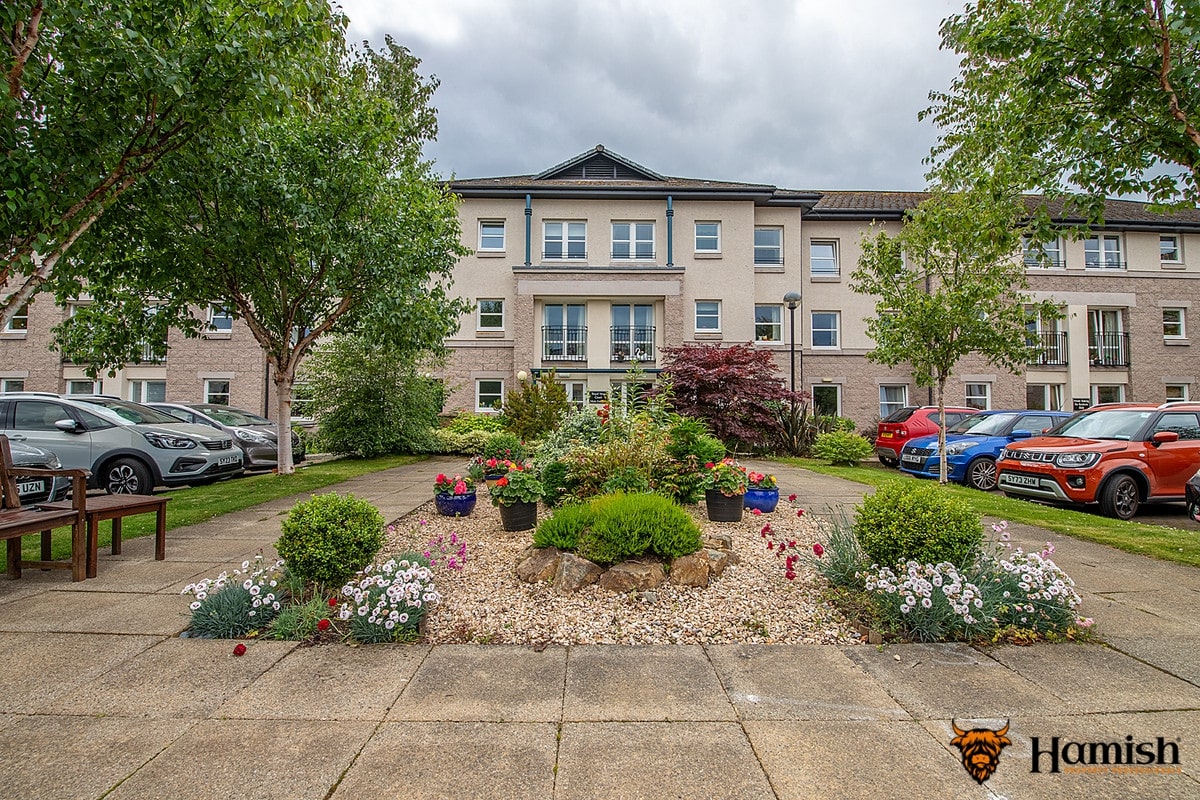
[783,291,801,398]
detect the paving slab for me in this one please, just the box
[748,719,978,799]
[221,642,429,720]
[1095,588,1200,624]
[0,715,194,800]
[388,644,565,722]
[562,645,736,721]
[50,558,218,594]
[0,589,187,635]
[556,721,773,800]
[707,644,910,720]
[0,632,162,713]
[43,638,296,719]
[106,718,376,800]
[158,536,279,562]
[1100,633,1200,686]
[845,642,1072,719]
[1085,592,1196,637]
[1090,711,1200,783]
[332,721,558,799]
[987,643,1200,712]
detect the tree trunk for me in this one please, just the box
[936,376,948,484]
[273,362,296,476]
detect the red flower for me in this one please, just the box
[436,473,447,484]
[486,457,498,468]
[796,509,806,518]
[317,618,331,632]
[705,461,715,469]
[495,476,509,488]
[767,541,774,550]
[328,597,338,608]
[751,508,762,516]
[232,643,247,657]
[761,523,772,534]
[785,571,796,580]
[813,543,825,558]
[788,493,797,502]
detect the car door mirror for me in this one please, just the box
[1151,430,1180,445]
[54,418,80,434]
[1010,429,1032,439]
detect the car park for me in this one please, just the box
[0,394,242,494]
[147,402,305,469]
[996,402,1200,520]
[900,409,1071,490]
[874,405,978,467]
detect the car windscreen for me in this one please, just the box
[75,398,185,425]
[196,406,271,426]
[1051,409,1152,441]
[949,412,1019,436]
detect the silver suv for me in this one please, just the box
[147,402,305,470]
[0,394,243,494]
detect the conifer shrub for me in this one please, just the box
[276,492,385,593]
[533,503,593,550]
[811,431,875,465]
[575,493,703,565]
[853,482,982,568]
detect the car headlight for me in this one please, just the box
[45,455,62,469]
[943,441,975,456]
[234,429,273,445]
[1055,451,1101,468]
[143,432,197,449]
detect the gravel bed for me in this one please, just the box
[382,492,861,646]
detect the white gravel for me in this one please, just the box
[383,492,861,646]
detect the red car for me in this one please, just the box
[874,405,978,467]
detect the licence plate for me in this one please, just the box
[880,432,893,438]
[1001,474,1039,488]
[17,479,44,496]
[901,454,922,464]
[218,454,240,466]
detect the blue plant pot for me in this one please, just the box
[744,488,780,513]
[435,491,478,517]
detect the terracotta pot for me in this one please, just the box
[705,489,744,522]
[434,492,477,517]
[498,500,538,531]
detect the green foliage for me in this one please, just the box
[563,419,672,502]
[775,401,850,457]
[854,482,982,569]
[806,508,869,589]
[427,428,516,456]
[187,585,265,639]
[275,493,385,593]
[602,467,652,494]
[301,334,445,457]
[488,468,544,506]
[266,596,331,641]
[811,431,875,466]
[480,431,528,462]
[665,416,726,464]
[502,371,569,441]
[538,460,574,508]
[445,412,505,434]
[532,406,604,467]
[533,503,593,550]
[575,493,702,566]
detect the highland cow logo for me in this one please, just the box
[950,720,1012,784]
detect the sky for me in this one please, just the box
[337,0,965,191]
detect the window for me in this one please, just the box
[1084,234,1124,269]
[66,380,99,395]
[812,384,841,417]
[879,385,908,418]
[129,380,166,403]
[560,381,586,408]
[1022,236,1064,268]
[543,221,586,260]
[208,304,234,333]
[612,222,654,260]
[695,222,720,253]
[1166,384,1190,402]
[811,311,839,348]
[544,303,587,361]
[205,379,231,406]
[479,220,505,252]
[1152,411,1200,440]
[1026,384,1065,411]
[754,305,783,342]
[475,379,504,412]
[477,299,505,331]
[1163,308,1186,339]
[611,304,653,361]
[291,381,314,420]
[695,300,721,332]
[1092,384,1126,404]
[810,240,839,276]
[13,400,72,432]
[754,227,783,265]
[965,382,992,410]
[4,303,28,333]
[0,379,23,393]
[1160,234,1182,263]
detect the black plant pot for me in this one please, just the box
[705,489,744,522]
[498,500,538,531]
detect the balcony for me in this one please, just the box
[542,249,587,261]
[611,249,656,261]
[1027,332,1068,366]
[610,326,655,363]
[542,326,587,362]
[1088,332,1130,367]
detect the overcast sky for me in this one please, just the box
[337,0,964,191]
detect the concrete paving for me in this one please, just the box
[0,455,1197,798]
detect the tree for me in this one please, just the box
[660,343,800,451]
[1,0,337,329]
[850,191,1058,483]
[925,0,1200,218]
[64,38,470,472]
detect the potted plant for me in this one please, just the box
[434,473,477,517]
[744,471,780,513]
[469,456,513,488]
[488,465,544,531]
[701,458,748,522]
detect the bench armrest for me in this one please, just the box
[7,467,91,480]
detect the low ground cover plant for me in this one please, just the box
[532,492,703,566]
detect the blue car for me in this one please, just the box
[899,409,1071,490]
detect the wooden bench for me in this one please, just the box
[0,435,89,581]
[36,492,169,578]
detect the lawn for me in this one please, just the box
[778,457,1200,568]
[3,454,424,568]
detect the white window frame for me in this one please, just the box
[1160,234,1182,264]
[754,227,783,265]
[754,304,783,342]
[879,385,908,418]
[695,221,721,253]
[479,220,506,252]
[4,303,29,333]
[611,221,655,260]
[560,380,586,408]
[1021,236,1065,268]
[811,384,842,417]
[204,379,231,406]
[66,379,100,395]
[1026,383,1065,412]
[1084,233,1124,269]
[0,378,25,393]
[543,221,586,260]
[1092,384,1126,404]
[477,299,505,331]
[810,240,839,276]
[129,379,167,403]
[291,381,314,421]
[965,382,992,410]
[695,300,721,332]
[1166,384,1190,402]
[476,379,504,413]
[1163,308,1186,340]
[810,311,840,349]
[207,304,234,333]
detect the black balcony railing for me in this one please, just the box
[1089,332,1130,367]
[1027,331,1068,366]
[542,326,587,362]
[610,326,655,362]
[611,249,656,261]
[753,252,784,266]
[542,248,587,260]
[1023,255,1066,269]
[1084,258,1127,270]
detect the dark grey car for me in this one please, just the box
[147,403,305,470]
[7,439,72,505]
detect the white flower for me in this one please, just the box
[921,597,932,609]
[189,601,201,611]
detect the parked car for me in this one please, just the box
[996,402,1200,520]
[147,402,305,469]
[0,394,243,494]
[1187,468,1200,523]
[4,439,72,505]
[899,409,1071,490]
[874,405,978,467]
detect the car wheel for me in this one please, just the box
[1100,474,1140,520]
[966,457,998,491]
[1188,499,1200,524]
[879,456,899,468]
[104,458,153,495]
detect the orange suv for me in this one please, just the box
[995,403,1200,519]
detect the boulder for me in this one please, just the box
[669,553,711,587]
[598,559,667,593]
[703,533,734,551]
[553,553,603,595]
[516,547,561,583]
[702,548,732,577]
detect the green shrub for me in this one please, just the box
[565,421,671,502]
[188,584,262,638]
[502,371,569,441]
[811,431,875,465]
[539,459,574,508]
[666,415,726,463]
[602,466,652,494]
[531,406,604,467]
[576,493,702,565]
[854,482,982,568]
[533,503,593,550]
[276,493,385,593]
[480,431,528,462]
[807,508,869,589]
[445,412,505,434]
